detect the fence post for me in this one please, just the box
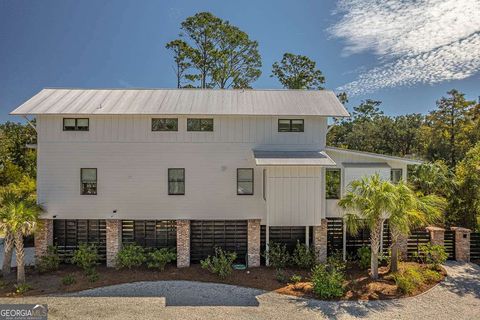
[426,226,445,246]
[451,227,471,262]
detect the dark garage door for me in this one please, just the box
[190,220,248,263]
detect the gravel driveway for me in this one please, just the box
[0,261,478,319]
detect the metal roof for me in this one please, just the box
[253,150,336,166]
[325,147,423,165]
[10,88,350,117]
[342,162,391,168]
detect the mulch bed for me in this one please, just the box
[0,262,445,300]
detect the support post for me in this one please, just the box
[451,227,471,262]
[176,220,190,268]
[34,219,53,266]
[313,219,328,263]
[426,226,445,247]
[247,219,261,267]
[106,219,122,268]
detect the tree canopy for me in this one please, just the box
[271,53,325,90]
[166,12,262,89]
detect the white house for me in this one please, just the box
[11,88,421,267]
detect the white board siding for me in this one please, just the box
[37,142,267,220]
[37,115,327,148]
[266,167,323,226]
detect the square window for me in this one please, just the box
[237,168,254,195]
[278,119,304,132]
[63,118,76,131]
[391,169,403,184]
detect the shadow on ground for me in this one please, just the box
[439,262,480,299]
[64,280,263,307]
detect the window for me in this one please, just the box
[278,119,304,132]
[263,168,266,201]
[326,168,341,199]
[391,169,403,184]
[64,118,89,131]
[152,118,178,131]
[81,168,97,195]
[187,118,214,132]
[168,168,185,195]
[237,168,254,195]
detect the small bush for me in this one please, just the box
[87,271,99,283]
[71,243,99,275]
[423,269,443,283]
[62,274,76,286]
[418,244,448,268]
[264,242,290,270]
[327,252,346,272]
[200,247,237,279]
[275,269,289,283]
[291,241,316,269]
[115,244,146,269]
[357,246,371,269]
[14,283,32,295]
[290,274,302,284]
[147,248,176,271]
[393,265,425,294]
[37,245,60,273]
[311,264,344,299]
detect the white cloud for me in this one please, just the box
[330,0,480,95]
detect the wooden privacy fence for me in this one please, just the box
[407,229,430,259]
[471,232,480,260]
[53,219,107,263]
[122,220,176,249]
[444,230,456,260]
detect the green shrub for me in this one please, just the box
[418,244,448,268]
[393,265,424,294]
[115,244,146,269]
[200,247,237,279]
[147,248,176,271]
[291,241,316,269]
[290,274,302,284]
[62,274,76,286]
[87,271,99,283]
[357,246,371,269]
[275,269,289,283]
[14,283,32,295]
[423,269,443,283]
[311,264,344,299]
[327,252,346,272]
[71,243,99,275]
[264,242,290,270]
[37,245,60,273]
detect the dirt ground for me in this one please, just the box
[0,262,445,301]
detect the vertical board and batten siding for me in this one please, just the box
[266,166,324,226]
[36,115,327,222]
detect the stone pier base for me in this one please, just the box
[313,219,328,263]
[106,219,122,268]
[177,220,190,268]
[247,219,261,267]
[34,219,53,265]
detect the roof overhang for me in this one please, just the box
[325,147,423,165]
[342,162,391,168]
[253,150,336,166]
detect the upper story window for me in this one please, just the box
[237,168,254,195]
[81,168,97,195]
[168,168,185,195]
[278,119,304,132]
[326,168,341,199]
[391,169,403,184]
[64,118,89,131]
[187,118,214,132]
[152,118,178,131]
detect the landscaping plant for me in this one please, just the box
[417,243,448,269]
[200,247,237,279]
[115,244,146,269]
[289,274,302,284]
[62,274,76,286]
[291,241,316,269]
[71,243,99,277]
[36,245,60,273]
[264,241,290,270]
[147,248,176,271]
[357,246,371,270]
[311,264,345,299]
[14,283,32,295]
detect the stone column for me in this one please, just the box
[313,219,328,263]
[34,219,53,265]
[426,226,445,246]
[451,227,471,262]
[177,220,190,268]
[247,219,261,267]
[106,219,122,268]
[397,233,408,260]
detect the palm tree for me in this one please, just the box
[389,182,446,272]
[0,195,41,283]
[339,174,397,279]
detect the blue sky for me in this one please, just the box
[1,0,478,122]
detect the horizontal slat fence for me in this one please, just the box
[261,226,312,253]
[53,219,106,263]
[471,232,480,260]
[444,230,456,260]
[190,220,247,263]
[327,218,343,257]
[407,229,430,259]
[122,220,176,249]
